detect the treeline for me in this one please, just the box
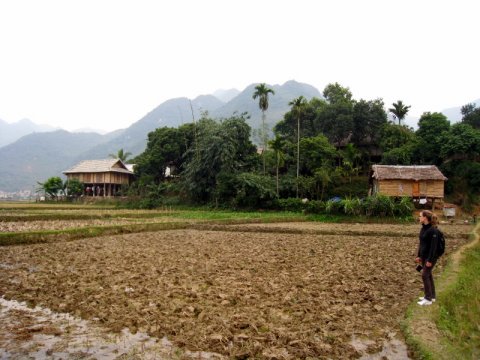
[125,83,480,211]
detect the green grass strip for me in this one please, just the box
[0,212,181,222]
[402,224,480,360]
[435,240,480,358]
[0,215,305,246]
[0,222,188,246]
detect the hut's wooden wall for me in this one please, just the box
[67,172,131,185]
[374,179,444,197]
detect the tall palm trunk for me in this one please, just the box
[276,152,280,196]
[262,111,266,175]
[296,115,300,198]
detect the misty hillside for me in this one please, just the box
[213,88,241,102]
[0,130,109,192]
[77,95,226,161]
[440,99,480,123]
[0,118,58,148]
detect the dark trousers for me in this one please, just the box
[421,261,436,300]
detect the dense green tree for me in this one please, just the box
[252,83,275,174]
[415,112,450,164]
[317,83,354,144]
[388,100,411,125]
[380,123,416,152]
[352,99,388,147]
[182,115,257,203]
[441,160,480,209]
[134,127,188,184]
[65,178,84,197]
[440,123,480,161]
[37,176,64,200]
[299,135,337,174]
[109,148,132,162]
[323,82,353,104]
[381,145,415,165]
[274,98,324,142]
[215,172,277,209]
[461,103,480,129]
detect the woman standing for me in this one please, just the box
[416,210,441,306]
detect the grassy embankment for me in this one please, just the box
[403,222,480,359]
[0,201,417,246]
[0,202,306,245]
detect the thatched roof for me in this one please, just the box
[63,159,134,175]
[371,165,447,181]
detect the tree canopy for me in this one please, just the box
[124,82,480,210]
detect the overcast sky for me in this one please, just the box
[1,0,478,132]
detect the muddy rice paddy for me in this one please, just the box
[0,220,472,359]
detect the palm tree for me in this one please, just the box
[289,96,307,198]
[341,143,361,182]
[109,148,132,163]
[389,101,411,125]
[314,166,332,201]
[269,135,285,196]
[252,83,275,174]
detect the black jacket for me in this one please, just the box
[418,223,440,263]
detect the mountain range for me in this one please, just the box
[1,80,477,193]
[0,118,58,148]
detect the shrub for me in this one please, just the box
[362,194,395,216]
[304,200,325,214]
[325,199,342,214]
[394,196,414,217]
[341,197,362,215]
[276,198,304,212]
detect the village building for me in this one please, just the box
[369,165,448,208]
[63,159,135,197]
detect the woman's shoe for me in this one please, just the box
[417,298,433,306]
[419,297,436,302]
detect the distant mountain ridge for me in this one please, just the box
[0,118,58,148]
[74,80,321,162]
[0,130,109,192]
[213,88,241,103]
[440,99,480,123]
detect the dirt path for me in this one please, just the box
[406,221,480,358]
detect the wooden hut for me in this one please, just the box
[63,159,135,197]
[370,165,447,207]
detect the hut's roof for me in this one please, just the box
[371,165,447,181]
[63,159,134,175]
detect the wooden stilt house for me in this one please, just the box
[63,159,135,197]
[370,165,448,207]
